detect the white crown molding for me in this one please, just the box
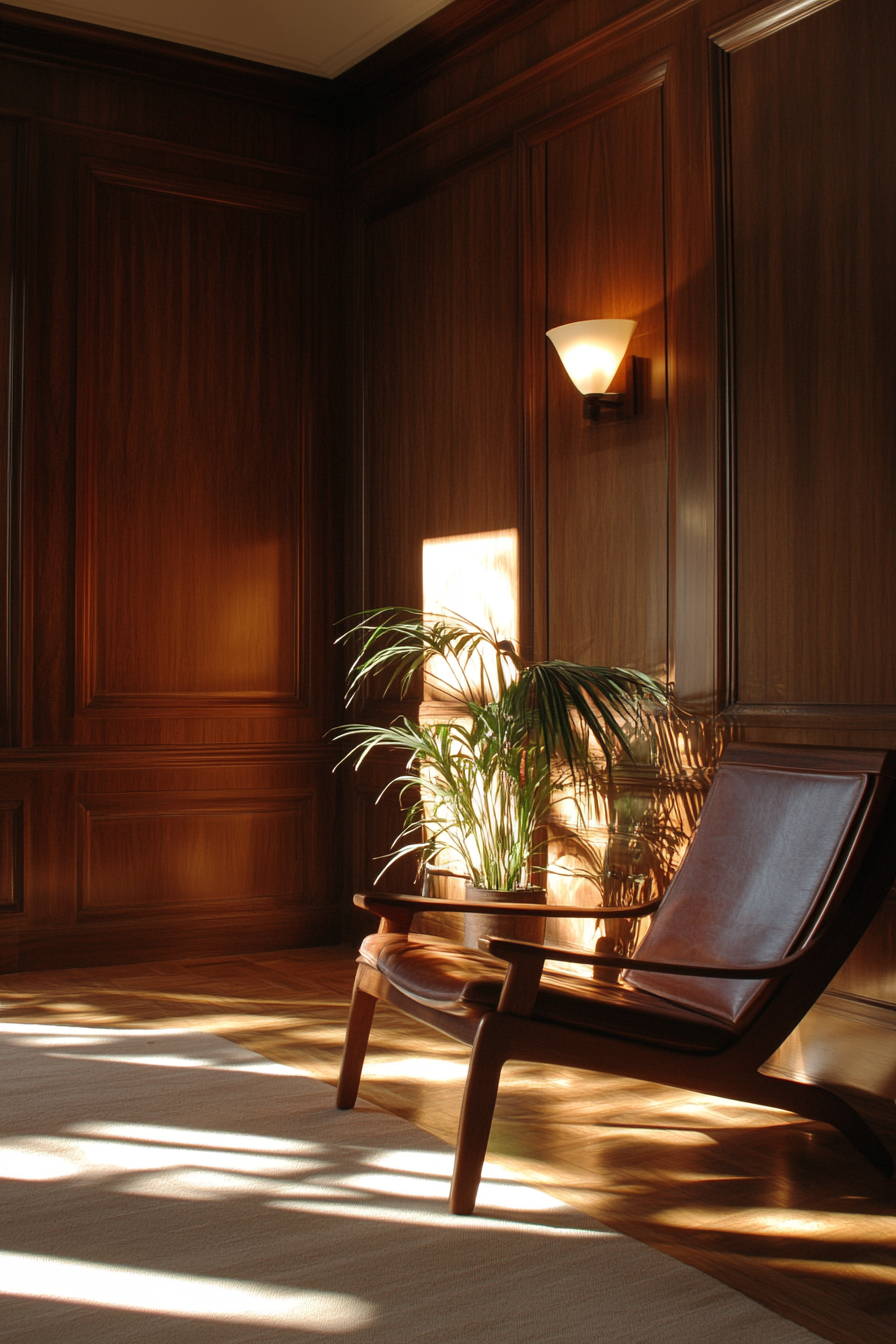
[2,0,456,77]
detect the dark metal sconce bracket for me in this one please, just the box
[582,355,647,424]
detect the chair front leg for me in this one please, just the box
[336,972,378,1110]
[449,1015,509,1216]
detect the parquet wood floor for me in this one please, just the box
[2,946,895,1344]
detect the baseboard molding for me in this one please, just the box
[764,990,896,1105]
[4,906,341,974]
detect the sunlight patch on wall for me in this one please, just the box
[422,529,518,701]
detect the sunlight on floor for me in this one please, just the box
[71,1121,320,1153]
[0,1251,377,1331]
[358,1053,470,1082]
[1,1132,324,1179]
[3,954,896,1342]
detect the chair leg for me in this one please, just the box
[336,975,378,1110]
[449,1018,508,1216]
[739,1072,894,1178]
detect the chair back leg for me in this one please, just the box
[336,975,378,1110]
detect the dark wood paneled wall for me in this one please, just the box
[710,0,896,1095]
[344,0,896,1100]
[0,11,344,971]
[2,0,894,1102]
[540,82,668,673]
[362,157,518,615]
[722,0,896,713]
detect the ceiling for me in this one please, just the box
[5,0,458,77]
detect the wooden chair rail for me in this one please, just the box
[354,891,662,921]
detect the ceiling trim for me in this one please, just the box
[0,0,462,78]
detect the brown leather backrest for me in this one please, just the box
[623,749,869,1026]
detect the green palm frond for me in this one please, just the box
[333,607,681,890]
[337,607,521,706]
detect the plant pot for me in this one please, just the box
[464,884,547,951]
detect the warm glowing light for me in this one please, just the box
[654,1208,896,1240]
[0,1149,78,1181]
[366,1148,508,1179]
[45,1048,295,1074]
[422,529,518,701]
[546,319,637,394]
[118,1168,323,1201]
[69,1121,320,1154]
[0,1133,320,1178]
[349,1169,566,1212]
[355,1055,470,1083]
[0,1252,376,1330]
[270,1198,615,1236]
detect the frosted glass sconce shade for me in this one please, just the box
[546,318,644,423]
[546,319,637,394]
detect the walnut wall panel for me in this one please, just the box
[3,749,338,971]
[0,21,343,973]
[345,0,896,1102]
[721,0,896,715]
[78,795,312,913]
[362,155,518,618]
[6,0,894,1092]
[540,83,669,673]
[0,115,25,750]
[78,166,308,710]
[711,0,896,1092]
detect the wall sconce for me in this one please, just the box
[546,319,645,424]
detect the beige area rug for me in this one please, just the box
[0,1023,824,1343]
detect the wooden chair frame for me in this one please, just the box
[336,744,896,1214]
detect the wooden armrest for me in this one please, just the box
[353,892,662,921]
[483,936,819,979]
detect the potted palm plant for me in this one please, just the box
[334,608,677,946]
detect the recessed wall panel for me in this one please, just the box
[730,0,896,706]
[0,118,23,748]
[544,87,668,675]
[0,800,24,910]
[364,157,517,616]
[78,167,310,708]
[79,795,311,913]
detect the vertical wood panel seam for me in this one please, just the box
[4,118,28,751]
[709,35,737,715]
[660,80,673,693]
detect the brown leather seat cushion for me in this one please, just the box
[361,933,738,1054]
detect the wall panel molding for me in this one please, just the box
[520,71,671,673]
[359,152,518,621]
[710,0,843,52]
[75,158,313,715]
[345,1,694,181]
[0,115,28,751]
[22,118,337,190]
[724,704,896,734]
[0,743,337,771]
[77,792,313,917]
[15,905,338,973]
[0,3,339,120]
[707,0,896,1088]
[0,798,24,911]
[0,16,343,972]
[711,0,896,722]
